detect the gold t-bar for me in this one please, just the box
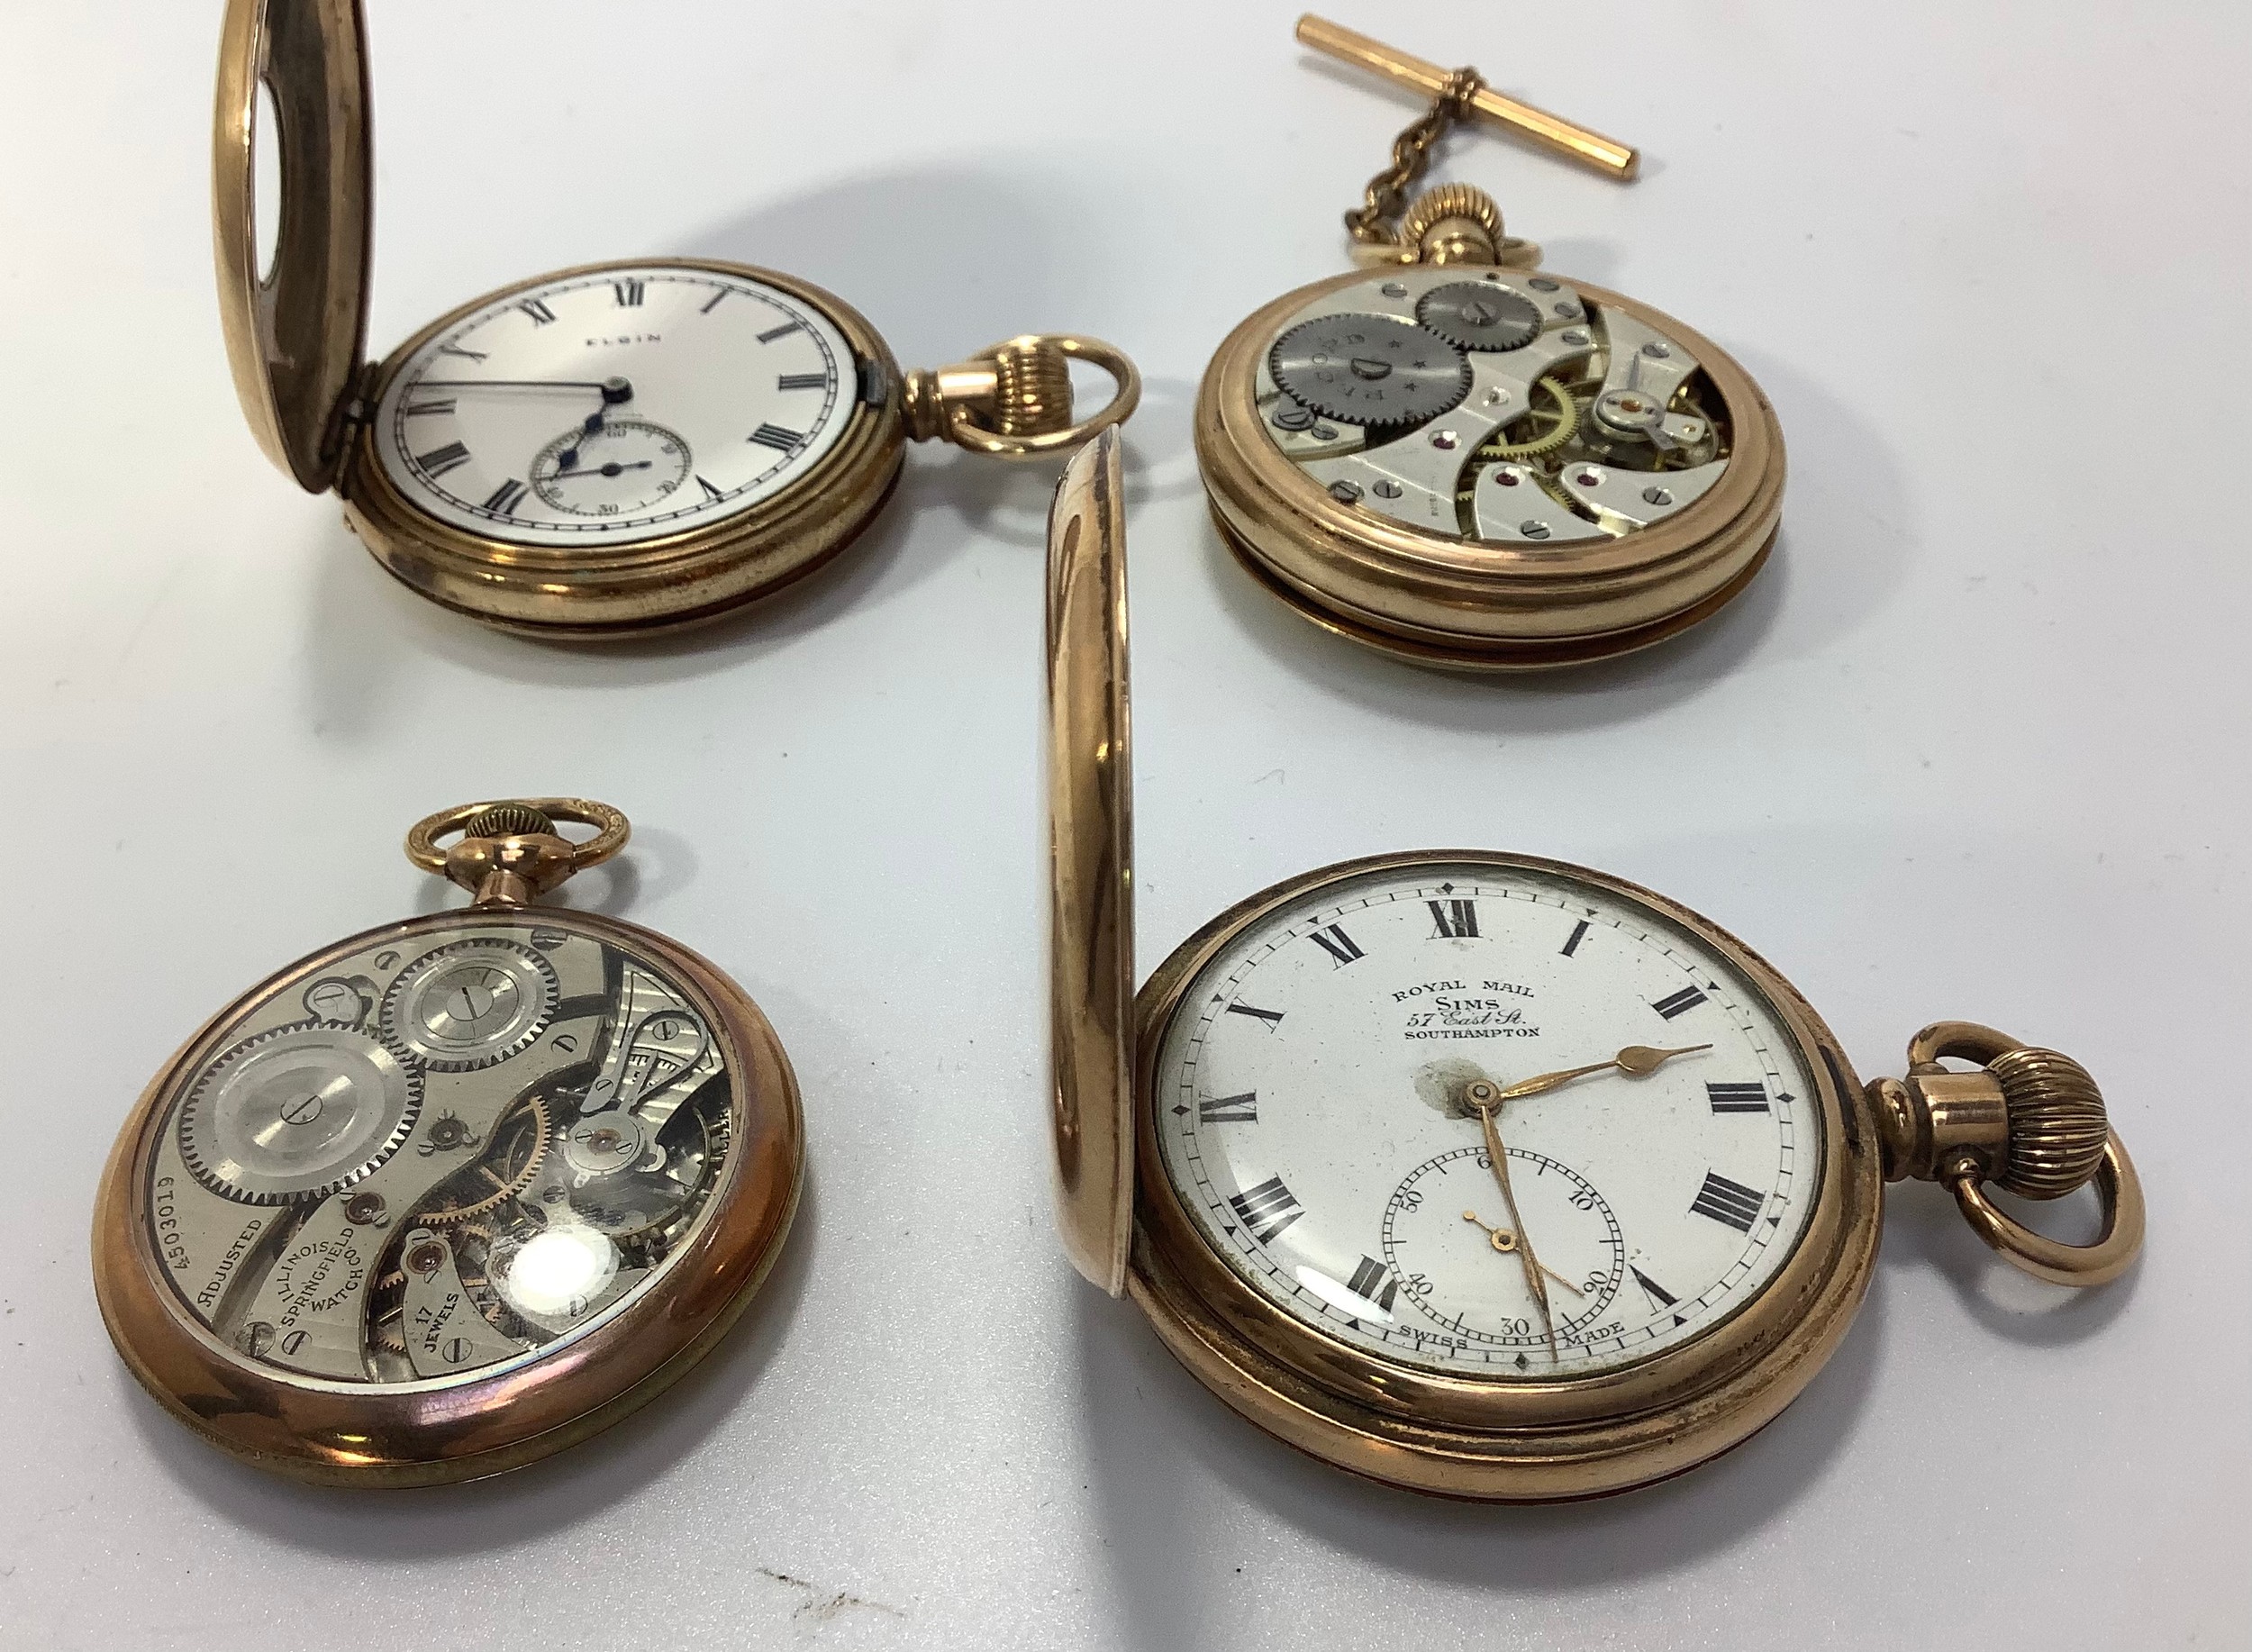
[1295,15,1639,181]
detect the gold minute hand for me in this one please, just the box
[1465,1085,1557,1359]
[1494,1043,1712,1103]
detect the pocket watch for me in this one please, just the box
[93,800,803,1485]
[1194,18,1784,670]
[215,0,1138,640]
[1047,432,2141,1501]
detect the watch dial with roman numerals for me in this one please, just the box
[1150,859,1825,1380]
[371,266,861,547]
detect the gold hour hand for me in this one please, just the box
[1492,1043,1711,1104]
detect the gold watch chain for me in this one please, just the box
[1343,67,1486,247]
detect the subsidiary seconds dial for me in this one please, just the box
[1381,1145,1624,1353]
[372,268,858,548]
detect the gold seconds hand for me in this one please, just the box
[1460,1212,1584,1297]
[1464,1078,1557,1359]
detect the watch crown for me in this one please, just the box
[1869,1021,2111,1197]
[1867,1021,2141,1289]
[987,339,1074,438]
[903,335,1140,459]
[460,803,557,840]
[1394,185,1540,269]
[405,799,630,910]
[1984,1046,2111,1200]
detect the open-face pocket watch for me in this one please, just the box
[93,801,802,1485]
[1047,432,2142,1501]
[1195,18,1784,670]
[216,0,1139,640]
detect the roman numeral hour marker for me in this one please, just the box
[414,440,470,480]
[1631,1267,1679,1312]
[1227,1176,1304,1245]
[1345,1255,1399,1312]
[1689,1170,1766,1232]
[1428,899,1479,939]
[1706,1082,1770,1113]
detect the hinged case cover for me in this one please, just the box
[213,0,372,493]
[1045,431,1136,1293]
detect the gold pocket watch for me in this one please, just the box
[1195,18,1784,670]
[1048,432,2141,1501]
[216,0,1139,640]
[93,801,802,1485]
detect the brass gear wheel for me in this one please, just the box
[417,1094,551,1226]
[1479,376,1579,461]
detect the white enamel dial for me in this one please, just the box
[371,266,863,548]
[1151,860,1825,1379]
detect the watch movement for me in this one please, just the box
[1194,19,1783,669]
[93,800,803,1484]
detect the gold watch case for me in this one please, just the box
[92,801,804,1486]
[1194,19,1784,671]
[1045,431,2142,1501]
[214,0,1138,640]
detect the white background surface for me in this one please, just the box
[1,3,2245,1647]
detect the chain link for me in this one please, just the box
[1342,67,1486,248]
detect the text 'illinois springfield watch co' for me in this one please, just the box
[94,802,803,1484]
[216,0,1137,639]
[1048,431,2140,1501]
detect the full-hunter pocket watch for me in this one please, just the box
[1195,18,1784,669]
[215,0,1139,640]
[1047,432,2142,1501]
[93,801,803,1485]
